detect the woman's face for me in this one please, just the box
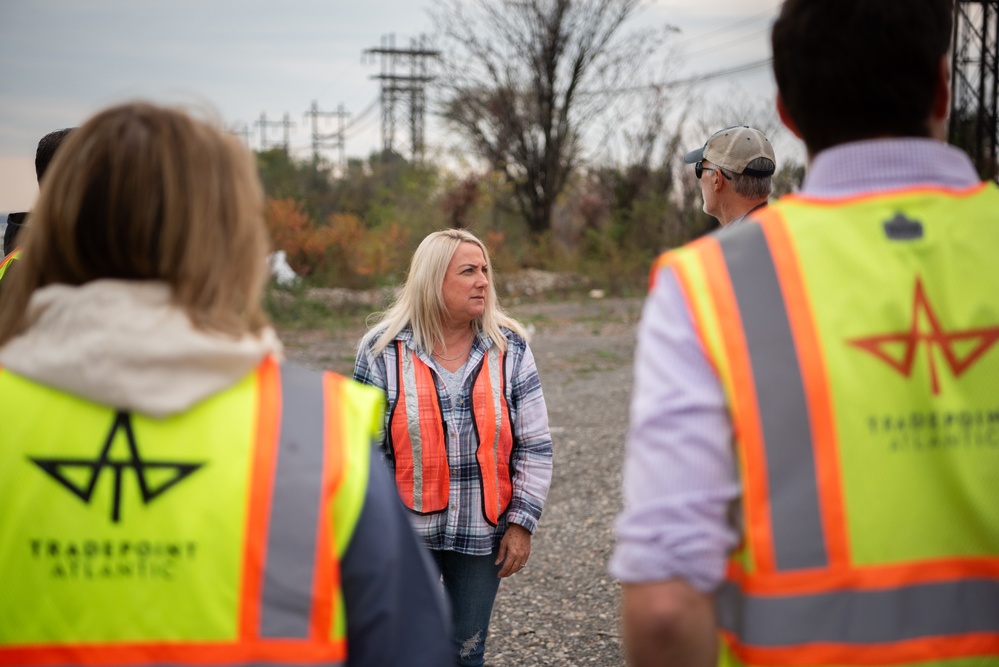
[441,242,488,328]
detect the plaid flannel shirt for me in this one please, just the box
[354,326,554,555]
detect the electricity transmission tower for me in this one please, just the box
[363,34,440,162]
[304,100,351,169]
[950,0,999,181]
[255,112,295,152]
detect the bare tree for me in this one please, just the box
[432,0,670,237]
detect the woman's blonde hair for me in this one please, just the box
[0,101,271,344]
[365,228,526,355]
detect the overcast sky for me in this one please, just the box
[0,0,788,211]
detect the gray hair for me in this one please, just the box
[731,157,775,200]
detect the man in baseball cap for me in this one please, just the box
[683,125,776,228]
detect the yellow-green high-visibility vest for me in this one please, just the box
[0,357,384,666]
[0,248,21,281]
[652,182,999,666]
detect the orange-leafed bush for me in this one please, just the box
[322,214,410,284]
[265,198,316,276]
[264,197,411,287]
[353,220,409,278]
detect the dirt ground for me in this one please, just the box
[278,294,645,667]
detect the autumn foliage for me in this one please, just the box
[264,197,410,288]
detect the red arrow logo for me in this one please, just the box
[847,277,999,395]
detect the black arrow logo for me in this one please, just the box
[30,411,205,523]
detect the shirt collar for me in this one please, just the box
[800,138,981,199]
[726,201,768,229]
[397,326,493,352]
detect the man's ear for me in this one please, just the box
[712,170,725,193]
[933,54,951,122]
[776,93,802,140]
[777,93,815,162]
[924,54,951,141]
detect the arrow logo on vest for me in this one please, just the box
[29,411,205,523]
[847,277,999,395]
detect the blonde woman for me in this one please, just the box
[0,101,449,667]
[354,229,554,667]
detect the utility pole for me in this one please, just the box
[950,0,999,182]
[279,112,295,151]
[303,100,351,169]
[254,112,289,152]
[363,33,440,162]
[334,103,350,169]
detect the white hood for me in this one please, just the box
[0,280,283,418]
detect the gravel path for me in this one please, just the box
[279,295,644,667]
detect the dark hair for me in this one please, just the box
[4,212,28,256]
[772,0,953,154]
[35,128,74,182]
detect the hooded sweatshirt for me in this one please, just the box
[0,280,282,417]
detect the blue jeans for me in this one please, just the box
[431,549,502,667]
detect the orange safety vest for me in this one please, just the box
[388,341,514,525]
[654,183,999,666]
[0,358,380,666]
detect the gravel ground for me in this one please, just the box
[279,294,644,667]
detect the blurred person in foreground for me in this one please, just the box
[612,0,999,665]
[682,125,775,230]
[353,228,554,667]
[0,101,450,667]
[1,128,74,282]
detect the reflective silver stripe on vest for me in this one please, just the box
[486,346,503,518]
[718,224,827,571]
[260,364,326,639]
[400,346,425,512]
[717,577,999,645]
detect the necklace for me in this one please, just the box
[433,334,473,361]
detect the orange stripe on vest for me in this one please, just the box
[389,342,514,525]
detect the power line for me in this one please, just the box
[343,115,381,142]
[579,57,773,97]
[236,9,781,164]
[684,25,773,59]
[673,3,782,47]
[342,96,380,132]
[676,58,773,85]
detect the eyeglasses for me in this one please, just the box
[695,161,732,180]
